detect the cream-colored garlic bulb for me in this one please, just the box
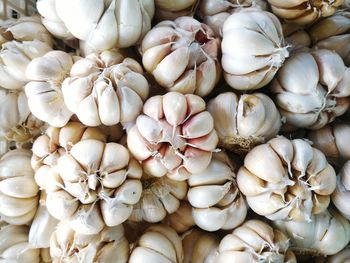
[216,220,297,263]
[188,152,247,232]
[183,228,219,263]
[222,9,289,91]
[237,136,336,221]
[271,49,350,130]
[268,0,344,25]
[155,0,198,21]
[129,224,183,263]
[198,0,268,36]
[37,0,154,54]
[309,11,350,66]
[130,174,187,223]
[274,209,350,256]
[62,51,149,127]
[127,92,218,179]
[283,23,311,51]
[164,201,195,233]
[141,17,221,97]
[331,161,350,220]
[208,91,281,153]
[0,149,39,225]
[50,221,129,263]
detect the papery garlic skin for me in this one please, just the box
[222,9,289,90]
[268,0,344,26]
[141,16,221,97]
[188,152,247,232]
[129,224,183,263]
[164,201,195,233]
[271,49,350,130]
[50,221,129,263]
[127,92,218,179]
[208,91,281,153]
[274,209,350,256]
[0,149,39,225]
[216,220,297,263]
[332,161,350,220]
[237,136,336,221]
[155,0,198,21]
[62,51,149,127]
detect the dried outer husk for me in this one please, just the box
[222,9,289,91]
[164,201,195,234]
[274,208,350,256]
[271,49,350,130]
[282,23,311,52]
[127,91,218,179]
[155,0,199,21]
[216,219,297,263]
[141,16,221,97]
[331,161,350,220]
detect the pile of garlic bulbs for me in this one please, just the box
[0,0,350,262]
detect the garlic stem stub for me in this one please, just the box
[127,91,218,180]
[155,0,199,21]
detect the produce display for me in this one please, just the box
[0,0,350,262]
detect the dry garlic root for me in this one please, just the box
[222,9,289,90]
[0,149,39,225]
[331,161,350,220]
[37,0,154,54]
[216,220,297,263]
[271,49,350,130]
[198,0,268,36]
[127,92,218,179]
[62,51,149,127]
[274,209,350,256]
[164,201,195,234]
[141,16,221,96]
[237,136,336,221]
[267,0,344,25]
[130,174,187,223]
[208,91,281,153]
[188,152,247,232]
[155,0,198,21]
[129,224,183,263]
[50,221,129,263]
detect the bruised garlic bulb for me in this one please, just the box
[274,209,350,256]
[216,220,297,263]
[331,161,350,220]
[271,49,350,130]
[62,51,149,127]
[198,0,268,36]
[188,152,247,232]
[130,174,187,223]
[208,92,281,153]
[222,9,289,90]
[164,201,195,233]
[129,224,183,263]
[50,221,129,263]
[37,0,154,54]
[237,137,336,221]
[0,149,39,225]
[155,0,198,21]
[141,17,221,97]
[268,0,344,25]
[127,92,218,179]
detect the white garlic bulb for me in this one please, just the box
[155,0,198,21]
[222,9,289,90]
[141,16,221,97]
[164,201,195,233]
[271,49,350,130]
[331,161,350,220]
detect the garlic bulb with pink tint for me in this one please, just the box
[155,0,198,21]
[141,16,221,97]
[332,161,350,220]
[127,92,218,179]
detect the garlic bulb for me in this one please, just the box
[155,0,198,21]
[62,51,149,127]
[271,49,350,130]
[222,9,289,90]
[50,221,129,263]
[127,92,218,179]
[331,161,350,220]
[183,228,219,263]
[37,0,155,54]
[141,17,221,97]
[0,149,39,225]
[164,201,195,233]
[283,23,311,51]
[267,0,344,25]
[129,224,183,263]
[216,220,297,263]
[237,136,336,221]
[188,152,247,232]
[319,248,350,262]
[25,50,75,127]
[198,0,268,36]
[274,209,350,256]
[309,11,350,66]
[208,92,281,153]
